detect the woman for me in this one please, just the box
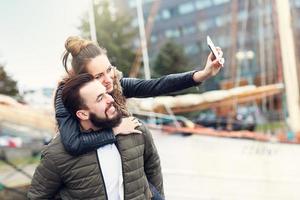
[55,36,223,156]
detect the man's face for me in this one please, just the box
[79,80,121,128]
[86,55,115,93]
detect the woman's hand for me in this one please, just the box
[204,47,224,76]
[113,116,142,135]
[193,47,224,82]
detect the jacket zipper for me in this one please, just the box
[96,150,108,200]
[115,139,126,200]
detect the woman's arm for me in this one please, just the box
[121,71,199,98]
[122,52,223,98]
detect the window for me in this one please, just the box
[213,0,230,6]
[150,35,157,43]
[182,25,197,35]
[198,19,215,31]
[215,14,231,26]
[185,43,199,55]
[162,9,171,19]
[195,0,212,10]
[178,2,195,15]
[238,10,248,21]
[128,0,136,8]
[165,29,180,38]
[143,0,154,4]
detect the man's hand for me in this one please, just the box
[193,47,224,83]
[113,116,142,135]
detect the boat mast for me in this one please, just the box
[275,0,300,132]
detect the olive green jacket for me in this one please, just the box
[28,125,164,200]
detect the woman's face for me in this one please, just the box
[86,55,115,93]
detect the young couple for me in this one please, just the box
[28,36,223,200]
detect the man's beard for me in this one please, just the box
[89,103,122,129]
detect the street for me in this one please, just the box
[152,131,300,200]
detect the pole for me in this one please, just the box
[89,0,97,42]
[136,0,151,79]
[275,0,300,132]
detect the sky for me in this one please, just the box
[0,0,91,91]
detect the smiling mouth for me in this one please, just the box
[108,106,115,113]
[105,83,112,89]
[105,103,116,117]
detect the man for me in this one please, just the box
[28,73,164,200]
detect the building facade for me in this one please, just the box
[115,0,299,93]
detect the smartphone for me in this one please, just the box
[207,36,224,65]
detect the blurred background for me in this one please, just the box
[0,0,300,199]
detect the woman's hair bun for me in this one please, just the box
[64,36,92,56]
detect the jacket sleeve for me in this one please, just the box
[121,70,200,98]
[142,124,164,198]
[27,151,62,199]
[55,84,116,156]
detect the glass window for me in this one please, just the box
[178,2,195,15]
[143,0,154,4]
[128,0,136,8]
[165,29,180,38]
[198,19,215,31]
[150,35,157,43]
[238,10,248,21]
[215,14,231,26]
[182,25,197,35]
[195,0,212,10]
[213,0,230,5]
[162,9,171,19]
[185,43,199,55]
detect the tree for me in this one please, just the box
[0,64,19,97]
[153,41,191,77]
[79,0,137,76]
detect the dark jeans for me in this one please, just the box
[149,183,164,200]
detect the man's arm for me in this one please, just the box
[28,152,62,199]
[141,124,164,198]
